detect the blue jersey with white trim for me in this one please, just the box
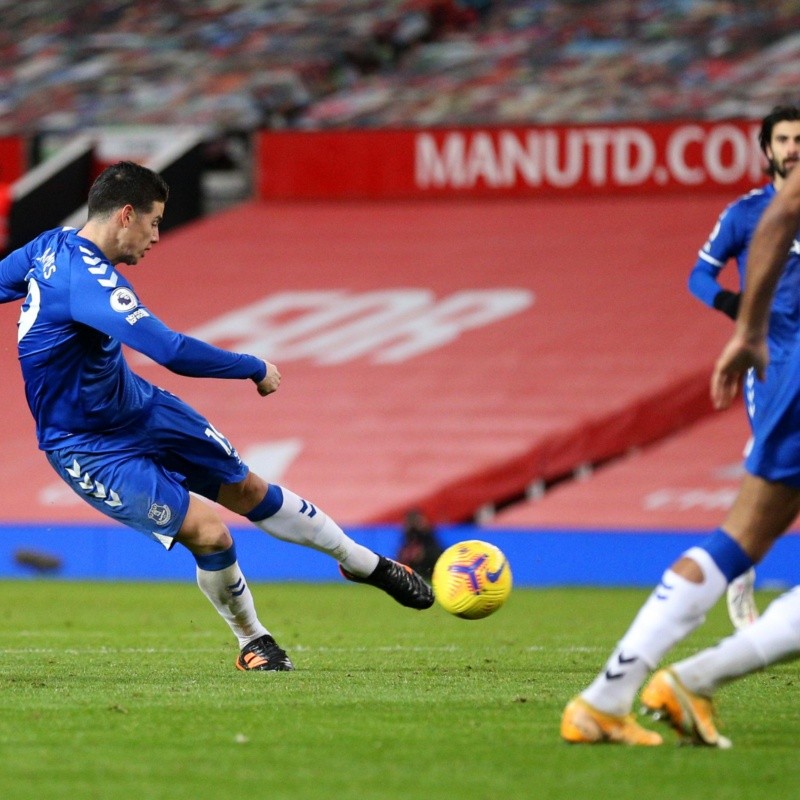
[0,227,266,451]
[688,183,800,362]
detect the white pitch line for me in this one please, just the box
[0,644,603,655]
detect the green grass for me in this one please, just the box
[0,581,798,800]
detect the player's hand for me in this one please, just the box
[710,333,768,410]
[256,361,281,396]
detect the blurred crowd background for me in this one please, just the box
[2,0,799,136]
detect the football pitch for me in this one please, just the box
[1,580,798,800]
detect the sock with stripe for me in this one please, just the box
[582,530,753,716]
[194,543,268,648]
[246,483,379,576]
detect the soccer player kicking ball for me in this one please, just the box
[561,129,800,748]
[0,161,433,671]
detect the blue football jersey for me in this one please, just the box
[689,183,800,362]
[0,227,266,450]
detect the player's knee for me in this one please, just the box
[177,507,233,555]
[206,524,233,552]
[181,525,232,555]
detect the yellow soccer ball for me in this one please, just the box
[432,540,512,619]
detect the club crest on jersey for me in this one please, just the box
[110,287,139,313]
[147,503,172,526]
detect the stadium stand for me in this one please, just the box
[2,2,799,583]
[1,1,799,134]
[5,134,93,250]
[483,403,800,588]
[487,404,800,531]
[0,190,742,530]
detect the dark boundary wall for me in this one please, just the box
[6,135,94,252]
[7,128,207,255]
[2,523,798,589]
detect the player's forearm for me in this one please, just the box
[159,334,266,382]
[687,264,722,308]
[109,312,267,382]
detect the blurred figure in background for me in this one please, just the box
[396,508,444,580]
[688,104,800,630]
[561,145,800,749]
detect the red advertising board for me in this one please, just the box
[0,136,24,184]
[0,136,24,250]
[257,121,765,200]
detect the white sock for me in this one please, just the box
[196,560,269,648]
[253,486,379,576]
[582,547,727,716]
[674,585,800,696]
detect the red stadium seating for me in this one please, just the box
[0,192,743,527]
[488,404,800,532]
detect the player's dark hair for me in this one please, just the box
[87,161,169,219]
[759,105,800,176]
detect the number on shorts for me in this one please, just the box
[204,423,233,455]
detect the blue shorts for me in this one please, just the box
[46,388,249,548]
[745,354,800,487]
[744,358,786,434]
